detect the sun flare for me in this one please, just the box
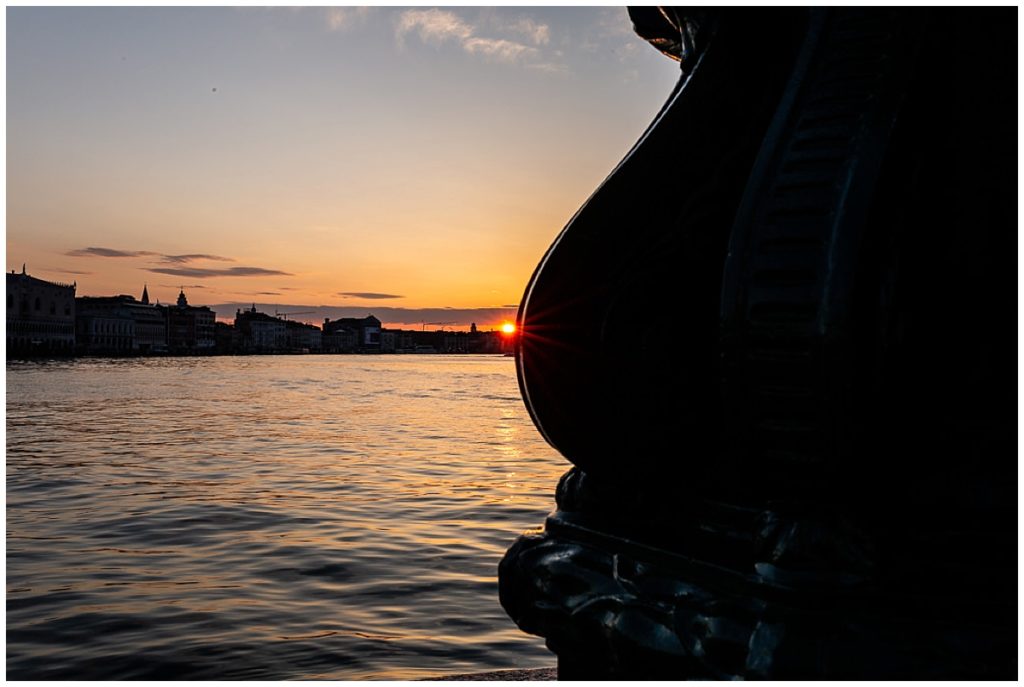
[501,322,516,335]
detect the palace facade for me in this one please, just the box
[7,267,76,355]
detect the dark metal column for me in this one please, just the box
[499,8,1015,680]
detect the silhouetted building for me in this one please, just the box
[393,330,416,352]
[285,319,322,352]
[235,305,288,353]
[395,327,510,354]
[407,329,441,353]
[466,327,506,354]
[323,315,381,352]
[214,321,236,353]
[159,289,215,353]
[322,324,357,353]
[76,297,133,353]
[442,332,464,353]
[76,291,167,354]
[132,286,166,352]
[6,266,76,355]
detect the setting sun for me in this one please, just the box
[501,322,516,335]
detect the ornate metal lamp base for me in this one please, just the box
[501,470,1015,680]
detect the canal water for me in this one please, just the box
[6,355,566,679]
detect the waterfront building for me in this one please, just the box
[76,297,135,353]
[442,332,464,353]
[160,289,215,353]
[6,266,76,355]
[285,319,322,352]
[406,329,440,353]
[214,321,236,353]
[380,329,421,353]
[415,326,511,354]
[394,330,416,353]
[76,291,168,354]
[133,286,167,351]
[324,315,381,352]
[322,325,358,353]
[235,305,288,353]
[467,328,506,354]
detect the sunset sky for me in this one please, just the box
[7,6,680,327]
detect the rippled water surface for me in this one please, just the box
[7,355,566,679]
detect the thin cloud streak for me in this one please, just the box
[147,266,292,278]
[508,17,550,45]
[45,267,93,275]
[68,247,236,264]
[395,8,472,47]
[67,247,158,258]
[326,7,370,32]
[463,37,538,63]
[160,253,234,264]
[527,62,569,75]
[338,292,404,300]
[395,8,562,71]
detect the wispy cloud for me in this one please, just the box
[67,246,158,258]
[147,266,292,278]
[396,8,473,47]
[67,246,237,265]
[45,267,93,275]
[463,37,538,63]
[508,17,550,46]
[395,8,563,72]
[527,61,569,75]
[158,283,207,289]
[338,291,404,300]
[326,7,371,32]
[160,253,234,264]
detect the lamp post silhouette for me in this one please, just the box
[498,7,1015,680]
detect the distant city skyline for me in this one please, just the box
[7,7,681,327]
[214,301,516,330]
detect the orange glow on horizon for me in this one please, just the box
[6,8,684,326]
[501,322,516,335]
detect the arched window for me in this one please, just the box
[34,297,41,310]
[50,302,56,315]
